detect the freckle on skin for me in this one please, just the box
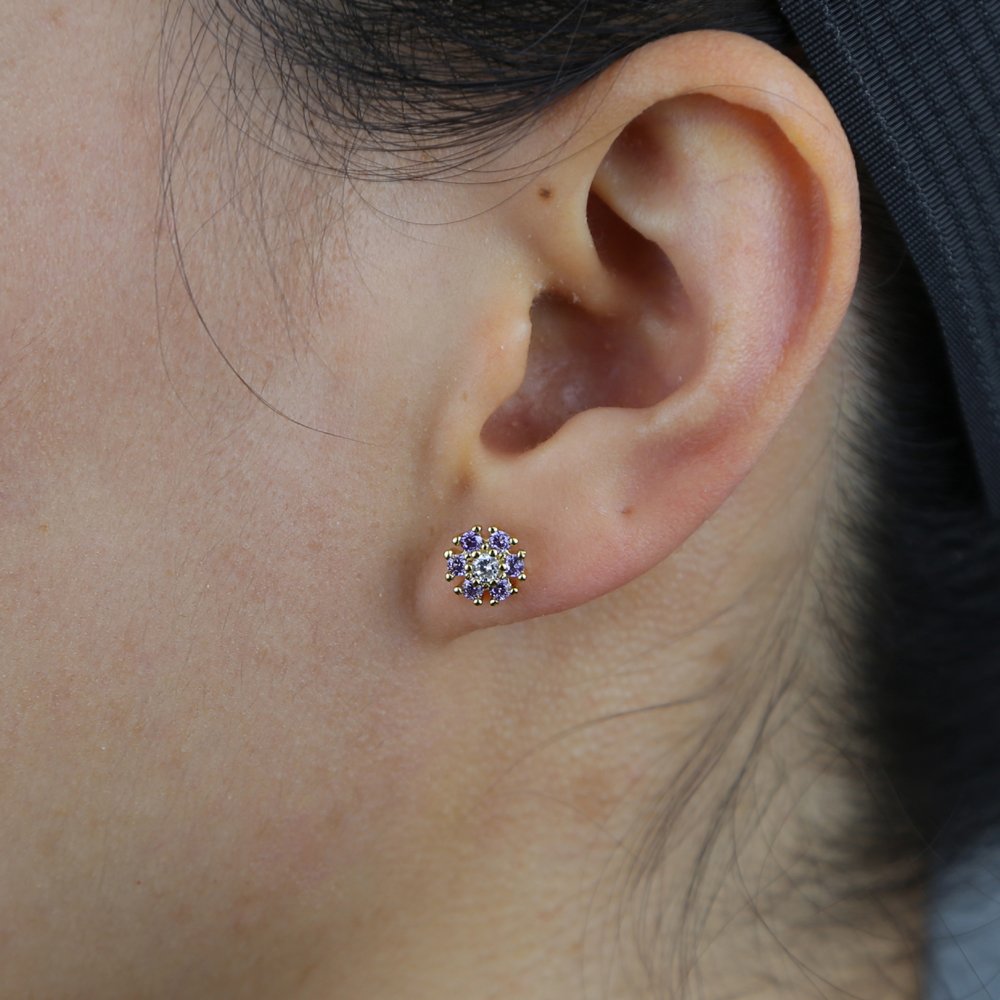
[47,6,66,28]
[539,187,553,201]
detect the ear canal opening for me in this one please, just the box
[479,191,690,456]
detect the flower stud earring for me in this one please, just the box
[445,525,527,606]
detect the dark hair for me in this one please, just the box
[189,0,1000,977]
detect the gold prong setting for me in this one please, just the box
[444,525,526,606]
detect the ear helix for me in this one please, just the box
[444,525,527,606]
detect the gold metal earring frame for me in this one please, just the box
[444,525,527,606]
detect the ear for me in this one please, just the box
[414,30,860,637]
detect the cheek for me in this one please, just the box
[0,4,162,365]
[0,511,441,979]
[1,2,457,977]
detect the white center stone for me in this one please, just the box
[467,552,503,585]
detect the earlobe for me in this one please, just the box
[413,30,860,639]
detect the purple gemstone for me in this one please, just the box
[489,530,511,551]
[460,530,482,552]
[506,554,525,578]
[446,554,465,577]
[462,580,484,602]
[490,579,513,603]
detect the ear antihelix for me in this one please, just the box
[480,177,696,459]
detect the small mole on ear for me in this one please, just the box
[539,187,553,201]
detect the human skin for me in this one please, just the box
[1,3,920,998]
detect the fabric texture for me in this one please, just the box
[926,845,1000,1000]
[778,0,1000,515]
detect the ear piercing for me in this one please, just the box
[445,525,527,606]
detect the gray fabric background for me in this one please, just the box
[927,847,1000,999]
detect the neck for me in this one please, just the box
[287,359,923,999]
[292,598,924,999]
[291,499,923,999]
